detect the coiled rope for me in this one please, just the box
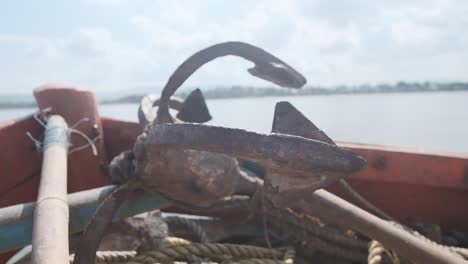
[166,196,468,262]
[69,237,294,264]
[203,196,369,251]
[368,240,400,264]
[366,223,468,263]
[185,196,370,261]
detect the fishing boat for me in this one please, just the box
[1,42,468,264]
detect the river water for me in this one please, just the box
[1,92,467,154]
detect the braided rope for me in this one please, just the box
[157,197,468,263]
[236,259,285,264]
[70,251,136,263]
[69,237,292,263]
[185,196,369,261]
[283,248,295,264]
[129,243,284,263]
[161,236,193,247]
[368,240,400,264]
[204,196,369,251]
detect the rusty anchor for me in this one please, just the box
[73,41,465,264]
[73,41,308,264]
[268,102,466,264]
[140,103,465,263]
[134,41,310,207]
[155,41,306,124]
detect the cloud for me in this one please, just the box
[81,0,128,6]
[0,28,152,92]
[0,0,467,94]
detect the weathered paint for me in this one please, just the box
[34,85,111,192]
[337,142,468,190]
[327,142,468,230]
[0,85,111,209]
[2,86,468,260]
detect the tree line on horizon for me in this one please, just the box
[109,81,468,104]
[1,81,467,109]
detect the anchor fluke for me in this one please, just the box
[272,101,335,145]
[176,88,212,123]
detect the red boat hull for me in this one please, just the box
[1,85,468,261]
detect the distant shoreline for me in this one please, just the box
[1,82,468,109]
[100,87,468,105]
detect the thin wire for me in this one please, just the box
[339,180,397,222]
[70,117,91,130]
[26,131,42,150]
[26,107,53,151]
[33,107,52,128]
[68,129,99,156]
[28,110,99,156]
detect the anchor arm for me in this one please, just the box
[156,41,307,123]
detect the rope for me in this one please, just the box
[173,196,468,262]
[180,196,369,261]
[70,251,136,263]
[283,248,295,264]
[161,236,193,247]
[235,259,285,264]
[203,197,368,261]
[366,223,468,264]
[129,243,284,263]
[69,237,293,264]
[368,240,400,264]
[164,216,209,242]
[199,196,369,251]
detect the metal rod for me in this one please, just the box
[293,189,466,264]
[31,115,70,263]
[0,185,170,253]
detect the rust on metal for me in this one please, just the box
[176,88,212,123]
[132,41,311,207]
[73,41,308,263]
[156,41,307,124]
[73,183,137,264]
[264,103,464,263]
[73,40,467,264]
[136,122,364,202]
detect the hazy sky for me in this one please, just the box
[1,0,467,94]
